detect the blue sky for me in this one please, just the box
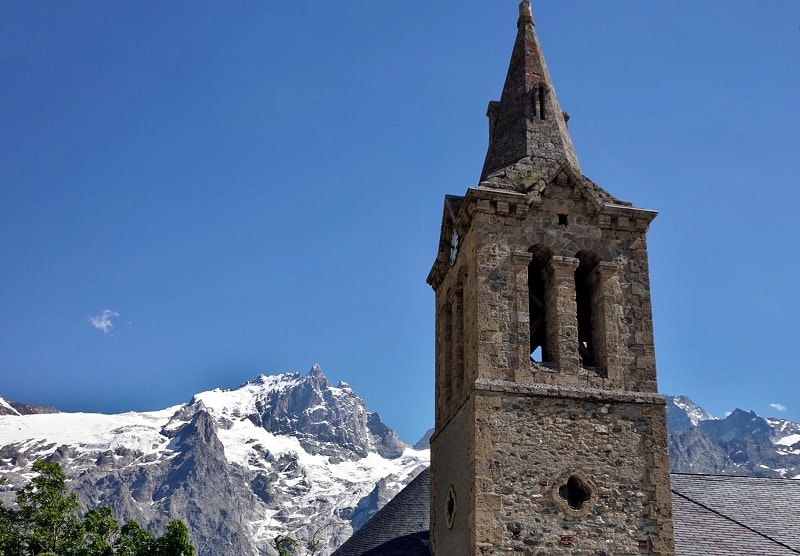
[1,2,799,443]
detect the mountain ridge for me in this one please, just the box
[0,366,428,556]
[666,395,800,478]
[3,379,799,555]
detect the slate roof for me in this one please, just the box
[332,468,430,556]
[333,470,800,555]
[671,473,800,555]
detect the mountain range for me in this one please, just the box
[1,369,799,555]
[666,394,800,478]
[0,365,428,556]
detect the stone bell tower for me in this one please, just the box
[426,2,675,554]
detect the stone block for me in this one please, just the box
[636,356,655,370]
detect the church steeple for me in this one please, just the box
[428,3,675,554]
[480,1,581,186]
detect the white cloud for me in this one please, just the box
[88,310,120,335]
[769,403,788,413]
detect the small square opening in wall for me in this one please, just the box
[558,214,568,226]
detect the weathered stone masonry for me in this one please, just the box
[428,2,675,555]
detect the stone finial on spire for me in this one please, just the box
[480,2,581,188]
[518,0,533,26]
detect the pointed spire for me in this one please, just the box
[480,1,581,187]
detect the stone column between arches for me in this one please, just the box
[544,256,580,373]
[591,261,622,382]
[511,251,533,382]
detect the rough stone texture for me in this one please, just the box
[428,169,675,554]
[427,2,674,554]
[476,388,672,555]
[429,169,662,413]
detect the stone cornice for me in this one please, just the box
[599,203,658,232]
[473,378,666,405]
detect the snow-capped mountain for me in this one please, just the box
[666,396,800,478]
[667,395,716,430]
[0,365,429,556]
[0,396,57,416]
[2,382,797,555]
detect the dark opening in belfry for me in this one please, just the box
[538,85,547,120]
[575,251,600,366]
[528,246,551,362]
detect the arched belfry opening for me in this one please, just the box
[528,246,552,363]
[441,300,453,406]
[575,250,600,367]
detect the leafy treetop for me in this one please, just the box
[0,460,195,556]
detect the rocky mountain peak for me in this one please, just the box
[701,408,772,443]
[667,395,716,431]
[0,397,21,416]
[0,366,429,556]
[198,365,407,460]
[309,362,325,378]
[0,396,59,416]
[668,396,800,478]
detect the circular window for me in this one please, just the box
[552,471,595,517]
[445,485,457,529]
[559,475,591,510]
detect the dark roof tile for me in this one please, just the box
[672,473,800,554]
[332,469,430,556]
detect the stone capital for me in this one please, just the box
[595,261,620,277]
[546,255,579,278]
[511,251,533,270]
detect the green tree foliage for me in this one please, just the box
[113,521,155,556]
[152,521,193,556]
[14,460,81,554]
[0,461,195,556]
[272,534,299,556]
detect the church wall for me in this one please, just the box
[430,399,472,555]
[430,185,674,555]
[427,4,674,553]
[470,196,526,386]
[474,386,674,555]
[466,183,659,394]
[434,210,480,429]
